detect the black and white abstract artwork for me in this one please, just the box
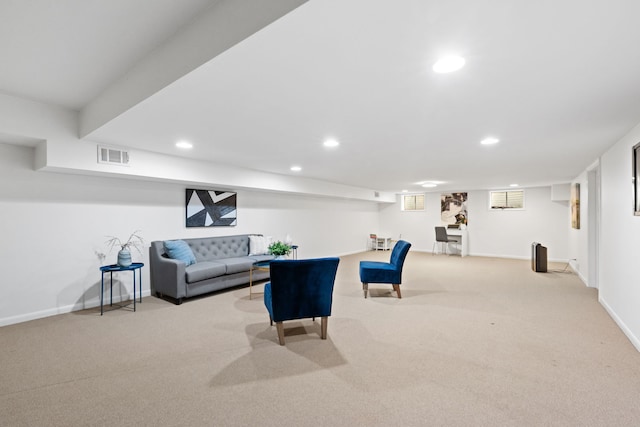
[440,192,468,226]
[186,189,237,227]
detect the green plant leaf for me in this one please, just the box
[268,241,291,256]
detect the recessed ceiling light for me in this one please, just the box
[481,137,500,145]
[433,55,466,73]
[176,140,193,149]
[290,166,302,172]
[323,138,340,148]
[510,184,519,187]
[417,180,444,187]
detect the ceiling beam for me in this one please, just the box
[80,0,308,138]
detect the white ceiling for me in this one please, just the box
[3,0,640,193]
[0,0,218,109]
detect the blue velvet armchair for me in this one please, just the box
[359,240,411,298]
[264,257,340,345]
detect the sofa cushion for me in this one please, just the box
[185,261,227,283]
[188,236,250,261]
[220,257,255,274]
[249,235,273,255]
[163,240,196,266]
[248,254,275,263]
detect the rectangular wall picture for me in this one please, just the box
[441,192,468,225]
[633,141,640,215]
[186,189,237,227]
[571,183,580,229]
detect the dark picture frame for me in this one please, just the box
[634,142,640,216]
[186,189,237,227]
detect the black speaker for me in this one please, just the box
[531,242,547,272]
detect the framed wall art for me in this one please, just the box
[571,183,580,229]
[441,192,468,225]
[633,142,640,215]
[186,189,237,227]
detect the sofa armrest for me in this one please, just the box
[149,242,187,300]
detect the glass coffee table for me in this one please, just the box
[249,260,271,300]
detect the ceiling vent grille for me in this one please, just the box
[98,145,130,166]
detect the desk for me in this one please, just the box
[99,263,144,315]
[445,229,468,257]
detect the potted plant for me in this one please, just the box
[268,241,292,259]
[106,230,144,267]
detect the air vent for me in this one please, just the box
[374,191,380,198]
[98,145,130,166]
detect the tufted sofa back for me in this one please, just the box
[185,235,251,262]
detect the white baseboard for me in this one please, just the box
[337,249,373,257]
[467,252,570,263]
[0,290,152,327]
[571,265,589,286]
[599,296,640,352]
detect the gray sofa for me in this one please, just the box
[149,234,273,304]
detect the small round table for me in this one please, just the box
[99,263,144,315]
[249,261,271,300]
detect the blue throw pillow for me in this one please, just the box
[163,240,196,266]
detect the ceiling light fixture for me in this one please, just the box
[323,138,340,148]
[481,137,500,145]
[433,55,466,73]
[510,184,519,187]
[290,166,302,172]
[176,140,193,149]
[417,180,444,187]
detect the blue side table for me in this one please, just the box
[99,263,144,315]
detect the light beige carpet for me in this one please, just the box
[1,252,639,427]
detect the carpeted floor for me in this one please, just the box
[1,251,639,426]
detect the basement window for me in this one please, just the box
[490,190,524,210]
[401,194,425,211]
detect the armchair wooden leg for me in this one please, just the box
[276,322,285,345]
[321,317,328,339]
[393,284,402,298]
[363,283,368,298]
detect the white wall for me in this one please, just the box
[0,91,395,203]
[567,171,590,284]
[598,122,640,350]
[0,143,378,326]
[379,187,569,260]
